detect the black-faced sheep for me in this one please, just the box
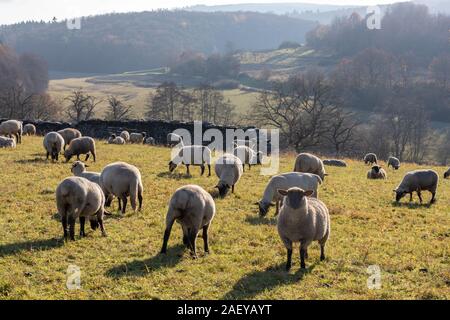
[323,159,347,167]
[57,128,82,150]
[388,156,400,170]
[367,165,387,179]
[394,169,438,205]
[169,145,212,176]
[23,123,36,136]
[364,153,378,165]
[167,133,183,147]
[130,132,146,144]
[64,137,96,162]
[214,154,243,197]
[120,131,130,142]
[43,132,65,161]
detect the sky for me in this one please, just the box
[0,0,402,25]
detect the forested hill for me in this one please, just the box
[0,10,317,73]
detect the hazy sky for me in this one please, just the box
[0,0,402,25]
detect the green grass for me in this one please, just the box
[0,136,449,299]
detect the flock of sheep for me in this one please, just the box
[1,119,449,271]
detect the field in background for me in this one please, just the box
[0,136,448,299]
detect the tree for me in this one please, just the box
[65,90,101,122]
[105,96,132,120]
[323,108,360,156]
[429,54,450,88]
[146,82,192,121]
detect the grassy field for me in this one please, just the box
[0,136,449,300]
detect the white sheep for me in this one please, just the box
[256,172,322,217]
[0,136,16,148]
[394,169,438,205]
[323,159,347,167]
[367,165,387,179]
[160,185,215,258]
[167,133,183,147]
[364,153,378,165]
[99,161,143,214]
[277,187,330,270]
[43,132,65,161]
[145,137,156,145]
[64,136,97,162]
[233,138,256,149]
[56,176,107,240]
[23,123,36,136]
[120,130,130,142]
[169,145,212,176]
[233,145,258,171]
[214,154,243,197]
[0,120,22,144]
[293,153,327,181]
[445,168,450,179]
[387,156,400,170]
[130,132,146,144]
[57,128,82,150]
[108,134,125,145]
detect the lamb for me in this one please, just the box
[394,169,438,205]
[367,165,387,179]
[277,187,330,270]
[167,133,183,147]
[57,128,82,150]
[99,161,143,214]
[160,185,215,258]
[387,156,400,170]
[0,136,16,148]
[0,120,22,144]
[56,176,107,240]
[169,145,212,176]
[145,137,156,145]
[23,123,36,136]
[256,172,322,217]
[364,153,378,165]
[445,168,450,179]
[43,132,65,161]
[64,137,97,162]
[214,154,243,197]
[120,131,130,142]
[108,134,125,145]
[323,159,347,167]
[293,153,327,181]
[233,145,258,171]
[130,132,146,144]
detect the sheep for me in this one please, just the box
[108,134,125,145]
[256,172,322,217]
[387,156,400,170]
[293,153,327,181]
[394,169,439,205]
[23,123,36,136]
[445,168,450,179]
[160,185,215,258]
[0,120,22,144]
[367,165,387,179]
[130,132,146,144]
[364,153,378,165]
[233,145,258,171]
[57,128,82,150]
[214,154,243,197]
[145,137,156,145]
[120,130,130,142]
[64,137,97,162]
[0,136,16,148]
[56,176,107,240]
[277,187,330,270]
[99,161,143,214]
[256,151,264,165]
[233,138,256,149]
[167,132,183,147]
[169,145,212,176]
[43,132,65,161]
[323,159,347,167]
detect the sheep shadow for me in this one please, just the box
[0,237,63,257]
[106,244,185,278]
[222,263,315,300]
[157,172,193,180]
[391,201,433,209]
[14,157,48,164]
[245,215,278,226]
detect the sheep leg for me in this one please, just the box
[286,248,292,271]
[79,217,86,237]
[320,244,325,261]
[186,165,190,176]
[248,164,251,170]
[138,192,143,211]
[121,196,127,214]
[92,152,96,162]
[46,151,50,160]
[242,164,245,172]
[98,216,107,237]
[76,154,80,160]
[117,197,122,211]
[207,165,211,177]
[409,193,413,202]
[160,218,175,254]
[417,191,423,204]
[300,246,307,269]
[202,224,210,253]
[85,153,90,161]
[232,185,235,193]
[188,228,198,259]
[61,215,68,241]
[430,192,436,204]
[68,216,76,241]
[200,165,205,176]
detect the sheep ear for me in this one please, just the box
[324,173,329,176]
[85,164,89,168]
[278,189,288,196]
[304,190,314,197]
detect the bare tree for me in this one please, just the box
[105,96,132,120]
[146,82,189,121]
[65,90,101,122]
[0,84,34,119]
[323,108,360,156]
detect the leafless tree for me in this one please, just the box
[65,90,101,122]
[105,96,132,120]
[323,108,360,156]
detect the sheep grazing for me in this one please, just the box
[57,128,82,150]
[167,133,183,147]
[23,123,36,136]
[445,168,450,179]
[394,169,439,205]
[43,132,65,161]
[100,161,143,214]
[0,136,16,148]
[233,138,257,149]
[387,156,400,170]
[120,131,130,142]
[0,120,22,144]
[169,145,212,176]
[233,145,258,171]
[64,137,97,162]
[145,137,156,145]
[160,185,215,258]
[130,132,146,144]
[277,187,330,270]
[367,165,387,179]
[364,153,378,165]
[323,159,347,167]
[56,176,107,241]
[214,154,243,197]
[293,153,327,181]
[256,172,322,217]
[108,134,125,145]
